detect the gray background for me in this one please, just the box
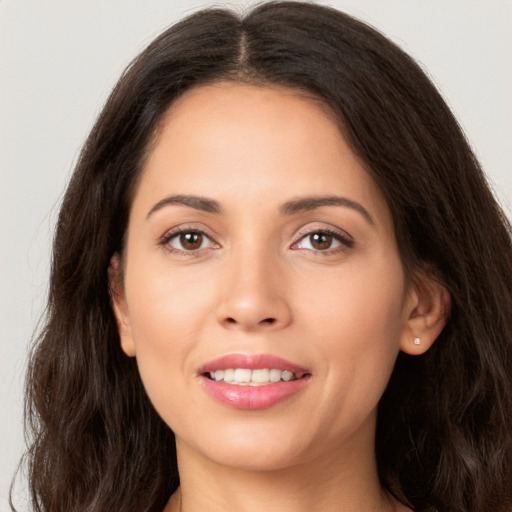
[1,0,511,509]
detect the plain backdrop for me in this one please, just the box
[1,0,511,509]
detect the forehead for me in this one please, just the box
[134,81,390,227]
[148,81,353,178]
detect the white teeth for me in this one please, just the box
[269,368,282,382]
[233,368,251,383]
[223,368,235,382]
[251,369,270,383]
[208,368,299,385]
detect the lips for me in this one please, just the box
[198,354,311,410]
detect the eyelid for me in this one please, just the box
[291,225,354,252]
[157,223,353,255]
[158,225,220,254]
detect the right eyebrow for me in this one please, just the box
[280,195,375,226]
[146,194,222,219]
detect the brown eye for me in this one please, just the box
[164,230,215,253]
[310,232,333,250]
[293,230,351,252]
[179,232,203,250]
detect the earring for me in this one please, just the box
[413,337,421,345]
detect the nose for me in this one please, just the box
[215,247,292,332]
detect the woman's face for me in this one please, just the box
[113,82,417,471]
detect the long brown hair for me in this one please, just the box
[14,2,512,511]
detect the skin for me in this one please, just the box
[112,82,448,512]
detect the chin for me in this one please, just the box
[205,444,305,472]
[177,422,313,472]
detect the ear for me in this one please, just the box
[109,254,136,357]
[400,273,451,355]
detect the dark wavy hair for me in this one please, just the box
[13,2,512,512]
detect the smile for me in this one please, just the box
[207,368,299,385]
[199,354,311,409]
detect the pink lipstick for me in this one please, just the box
[198,354,311,410]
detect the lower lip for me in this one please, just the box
[200,376,310,410]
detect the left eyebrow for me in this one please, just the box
[280,195,375,226]
[146,194,222,219]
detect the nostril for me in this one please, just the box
[220,315,284,329]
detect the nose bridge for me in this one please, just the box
[216,235,292,331]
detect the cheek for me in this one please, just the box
[297,257,406,427]
[125,254,215,344]
[298,251,406,345]
[121,259,217,410]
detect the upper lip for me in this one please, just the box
[198,353,310,377]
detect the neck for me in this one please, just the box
[165,423,404,512]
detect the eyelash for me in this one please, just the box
[158,227,354,256]
[159,227,217,256]
[292,228,354,254]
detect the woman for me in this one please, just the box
[16,2,512,511]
